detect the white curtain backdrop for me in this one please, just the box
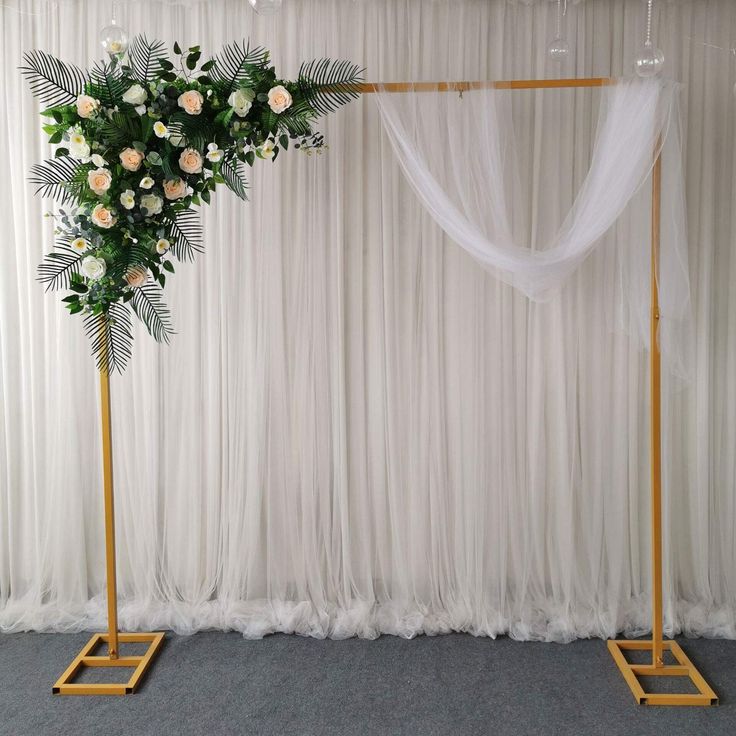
[1,0,735,641]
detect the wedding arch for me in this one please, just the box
[361,76,717,706]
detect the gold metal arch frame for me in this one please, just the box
[53,77,718,703]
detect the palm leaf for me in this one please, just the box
[97,109,142,146]
[128,35,167,83]
[220,156,248,201]
[131,282,174,344]
[37,247,83,291]
[29,156,86,204]
[297,58,364,116]
[163,209,203,262]
[210,40,268,95]
[20,50,88,107]
[89,60,126,107]
[106,242,152,283]
[84,302,133,375]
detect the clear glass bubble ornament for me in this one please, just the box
[248,0,283,15]
[634,40,665,77]
[99,20,129,57]
[547,37,570,62]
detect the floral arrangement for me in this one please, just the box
[21,38,362,372]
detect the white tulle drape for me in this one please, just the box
[1,0,736,642]
[375,78,691,377]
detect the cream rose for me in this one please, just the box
[267,85,292,114]
[70,237,89,252]
[119,147,145,172]
[122,83,147,106]
[119,189,136,210]
[124,266,148,288]
[155,238,171,255]
[81,255,106,280]
[177,89,204,115]
[139,193,163,216]
[87,167,112,196]
[179,147,203,175]
[91,203,117,229]
[139,176,155,189]
[228,88,254,117]
[76,94,100,119]
[163,178,187,200]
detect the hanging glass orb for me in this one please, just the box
[248,0,283,15]
[634,41,664,77]
[99,21,129,57]
[547,37,570,62]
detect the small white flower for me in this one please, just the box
[139,193,163,216]
[139,176,155,189]
[206,142,223,163]
[153,121,169,138]
[91,153,107,167]
[119,189,136,210]
[81,255,106,280]
[70,237,89,252]
[135,104,147,116]
[258,139,275,159]
[155,238,171,255]
[228,88,254,117]
[69,131,91,161]
[122,83,147,106]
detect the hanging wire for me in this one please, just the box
[645,0,654,47]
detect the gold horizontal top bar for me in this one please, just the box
[359,78,614,93]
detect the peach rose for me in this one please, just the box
[179,147,203,175]
[119,147,145,172]
[177,89,204,115]
[76,94,99,119]
[163,178,187,200]
[267,85,292,114]
[91,203,117,229]
[87,167,112,196]
[125,266,148,288]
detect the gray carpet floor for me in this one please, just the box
[1,632,735,735]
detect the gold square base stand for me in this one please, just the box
[608,639,718,706]
[52,632,164,696]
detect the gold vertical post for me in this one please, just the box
[99,364,119,659]
[650,142,664,669]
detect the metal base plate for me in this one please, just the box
[52,632,164,696]
[608,639,718,706]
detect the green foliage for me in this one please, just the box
[37,247,82,291]
[210,40,269,95]
[89,60,126,107]
[20,50,88,107]
[220,156,248,201]
[128,35,167,82]
[84,301,133,374]
[131,282,174,344]
[163,209,203,262]
[29,156,85,204]
[298,58,364,116]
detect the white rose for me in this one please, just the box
[155,238,171,255]
[228,88,254,117]
[258,139,275,159]
[76,94,99,119]
[70,237,89,252]
[206,142,224,163]
[81,255,106,280]
[267,85,292,114]
[139,176,155,189]
[119,190,136,210]
[153,121,169,138]
[140,193,163,216]
[91,153,107,167]
[135,104,147,116]
[122,83,147,106]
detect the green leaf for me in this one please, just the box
[163,209,203,261]
[210,40,269,95]
[29,156,85,205]
[129,35,168,83]
[158,58,175,71]
[245,150,255,167]
[297,57,364,116]
[20,49,88,107]
[162,260,175,273]
[220,157,248,200]
[37,248,82,291]
[131,282,174,344]
[279,134,289,150]
[200,59,216,72]
[83,303,134,374]
[173,41,182,55]
[48,130,63,144]
[69,282,88,293]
